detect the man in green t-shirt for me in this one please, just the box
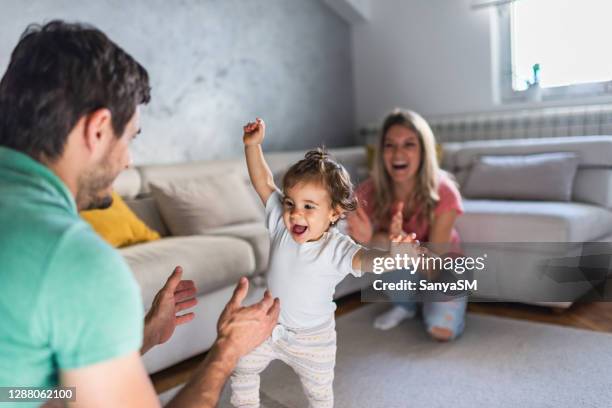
[0,21,279,407]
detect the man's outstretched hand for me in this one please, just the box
[166,278,280,408]
[216,277,280,364]
[141,266,198,354]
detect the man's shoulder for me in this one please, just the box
[49,219,130,279]
[42,219,144,370]
[1,206,120,281]
[3,196,102,248]
[0,207,143,377]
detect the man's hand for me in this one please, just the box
[347,206,374,244]
[243,118,265,146]
[141,266,198,354]
[215,277,280,364]
[166,277,280,408]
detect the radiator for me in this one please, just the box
[359,104,612,143]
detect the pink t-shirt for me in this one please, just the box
[354,174,464,245]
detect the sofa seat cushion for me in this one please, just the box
[121,236,255,308]
[204,222,270,274]
[457,199,612,243]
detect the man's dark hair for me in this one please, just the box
[0,20,151,161]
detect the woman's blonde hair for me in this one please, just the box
[371,108,440,228]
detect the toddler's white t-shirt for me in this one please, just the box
[265,191,363,329]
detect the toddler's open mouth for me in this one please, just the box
[292,224,308,236]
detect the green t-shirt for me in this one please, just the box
[0,147,143,394]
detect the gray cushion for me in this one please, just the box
[457,199,612,243]
[121,235,256,308]
[124,196,169,237]
[573,168,612,209]
[149,171,262,235]
[450,136,612,170]
[463,152,579,201]
[204,222,270,274]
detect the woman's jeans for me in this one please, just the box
[384,268,468,339]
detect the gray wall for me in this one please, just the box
[351,0,612,127]
[0,0,355,164]
[352,0,492,125]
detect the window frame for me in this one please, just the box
[495,2,612,104]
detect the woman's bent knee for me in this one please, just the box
[428,326,454,341]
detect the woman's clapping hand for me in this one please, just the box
[347,206,374,244]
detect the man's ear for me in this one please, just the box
[82,108,113,157]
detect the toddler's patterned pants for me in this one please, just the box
[230,318,336,408]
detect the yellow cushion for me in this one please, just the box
[80,192,160,248]
[366,144,376,170]
[436,143,444,164]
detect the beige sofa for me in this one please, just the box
[113,147,371,374]
[442,135,612,307]
[114,136,612,374]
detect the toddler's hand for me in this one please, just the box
[389,232,420,260]
[243,118,266,146]
[390,231,417,245]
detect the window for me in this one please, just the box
[496,0,612,102]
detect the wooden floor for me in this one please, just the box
[151,293,612,394]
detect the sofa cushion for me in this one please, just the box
[451,136,612,170]
[124,196,170,237]
[457,199,612,243]
[121,236,255,308]
[80,192,161,248]
[149,171,262,234]
[204,222,270,274]
[573,168,612,209]
[462,152,579,201]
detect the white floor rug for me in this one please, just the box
[163,303,612,407]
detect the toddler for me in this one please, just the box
[230,118,415,408]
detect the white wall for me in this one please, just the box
[351,0,612,129]
[352,0,493,126]
[0,0,355,164]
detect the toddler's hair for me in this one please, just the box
[282,148,357,213]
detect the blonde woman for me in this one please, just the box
[347,108,467,341]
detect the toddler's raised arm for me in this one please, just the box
[243,118,278,205]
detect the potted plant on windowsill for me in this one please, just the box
[524,63,542,102]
